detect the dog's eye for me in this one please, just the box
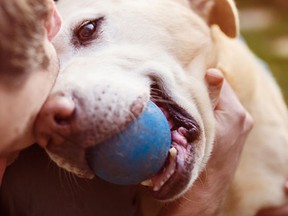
[75,18,103,45]
[78,22,96,40]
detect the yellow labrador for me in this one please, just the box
[34,0,288,215]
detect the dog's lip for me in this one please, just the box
[148,84,200,200]
[150,145,195,200]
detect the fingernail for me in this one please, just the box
[206,69,224,86]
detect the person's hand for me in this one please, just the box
[159,68,253,216]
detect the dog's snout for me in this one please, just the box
[34,95,76,148]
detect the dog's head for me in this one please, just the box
[34,0,239,200]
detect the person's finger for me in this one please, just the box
[213,72,253,135]
[214,77,242,111]
[205,68,224,109]
[214,76,253,137]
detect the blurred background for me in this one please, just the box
[236,0,288,103]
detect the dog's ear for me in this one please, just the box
[188,0,239,38]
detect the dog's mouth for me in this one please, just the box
[143,83,201,200]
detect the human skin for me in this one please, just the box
[159,69,288,216]
[0,0,61,184]
[0,3,287,214]
[159,68,254,216]
[0,0,61,157]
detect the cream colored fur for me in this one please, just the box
[211,26,288,215]
[52,0,288,215]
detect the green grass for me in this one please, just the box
[236,1,288,103]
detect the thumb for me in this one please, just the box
[205,69,224,109]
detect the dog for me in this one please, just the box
[33,0,288,215]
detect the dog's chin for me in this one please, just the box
[44,83,202,201]
[143,84,201,200]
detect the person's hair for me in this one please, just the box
[0,0,52,76]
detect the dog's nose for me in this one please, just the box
[34,95,76,148]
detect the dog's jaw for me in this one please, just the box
[41,0,216,201]
[135,84,202,200]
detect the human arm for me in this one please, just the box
[159,68,253,216]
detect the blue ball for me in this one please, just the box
[87,101,171,185]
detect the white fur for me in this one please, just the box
[51,0,288,215]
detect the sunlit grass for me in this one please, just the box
[237,1,288,103]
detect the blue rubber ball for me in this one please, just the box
[87,100,171,185]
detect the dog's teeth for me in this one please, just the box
[153,186,160,191]
[169,147,177,158]
[141,179,153,187]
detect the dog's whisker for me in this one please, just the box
[61,169,81,199]
[58,165,65,188]
[70,173,82,190]
[68,171,83,193]
[150,98,174,105]
[150,87,164,94]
